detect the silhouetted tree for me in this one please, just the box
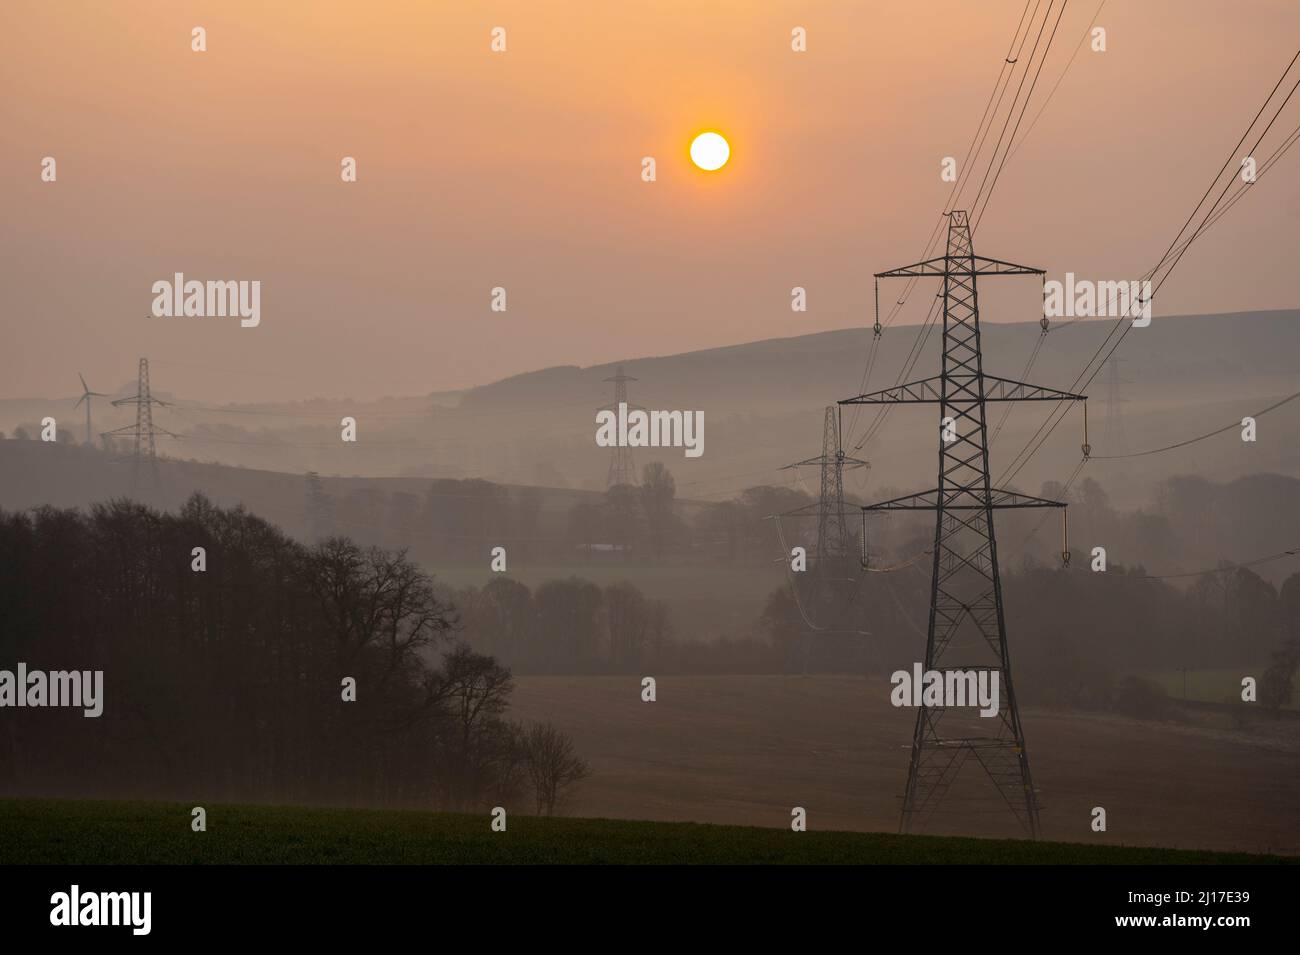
[0,494,579,814]
[522,721,590,815]
[429,645,518,809]
[535,577,603,672]
[605,580,650,668]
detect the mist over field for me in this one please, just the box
[3,309,1299,855]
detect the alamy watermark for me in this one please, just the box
[595,401,703,458]
[890,663,1000,717]
[50,885,150,935]
[151,273,261,327]
[1043,272,1151,327]
[0,664,103,717]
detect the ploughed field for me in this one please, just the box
[509,674,1300,856]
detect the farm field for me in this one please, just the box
[509,675,1300,856]
[0,798,1286,865]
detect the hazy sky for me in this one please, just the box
[3,0,1298,402]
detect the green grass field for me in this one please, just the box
[0,798,1288,864]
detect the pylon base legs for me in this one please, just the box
[900,706,1040,839]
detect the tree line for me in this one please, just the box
[0,495,589,814]
[758,555,1300,713]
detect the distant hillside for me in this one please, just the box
[1,309,1296,505]
[460,309,1299,412]
[0,439,606,539]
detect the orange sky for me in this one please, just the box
[3,0,1298,401]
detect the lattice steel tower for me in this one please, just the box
[818,406,853,562]
[782,406,871,565]
[106,358,173,497]
[780,406,871,637]
[841,211,1086,838]
[601,365,640,488]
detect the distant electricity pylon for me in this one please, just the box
[601,364,640,488]
[105,358,174,497]
[841,210,1088,839]
[1104,355,1132,450]
[782,406,870,567]
[74,372,108,446]
[779,406,871,672]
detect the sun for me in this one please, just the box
[689,131,730,171]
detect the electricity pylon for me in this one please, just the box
[840,211,1087,838]
[105,358,174,497]
[601,364,640,488]
[778,406,871,671]
[782,406,871,568]
[74,372,108,446]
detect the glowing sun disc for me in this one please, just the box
[690,131,730,171]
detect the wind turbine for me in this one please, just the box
[74,372,108,446]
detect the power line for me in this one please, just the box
[996,51,1300,489]
[1003,0,1107,165]
[149,358,281,378]
[972,0,1070,231]
[177,404,441,420]
[852,1,1071,456]
[768,514,870,636]
[173,394,606,420]
[1139,546,1300,580]
[1150,50,1300,285]
[965,0,1081,443]
[847,1,1040,445]
[162,404,600,450]
[1089,388,1300,459]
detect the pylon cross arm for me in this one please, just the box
[839,376,943,404]
[982,376,1086,402]
[840,375,1086,405]
[861,487,1068,511]
[874,254,1044,278]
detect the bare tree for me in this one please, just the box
[522,720,590,816]
[308,538,457,676]
[430,645,518,809]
